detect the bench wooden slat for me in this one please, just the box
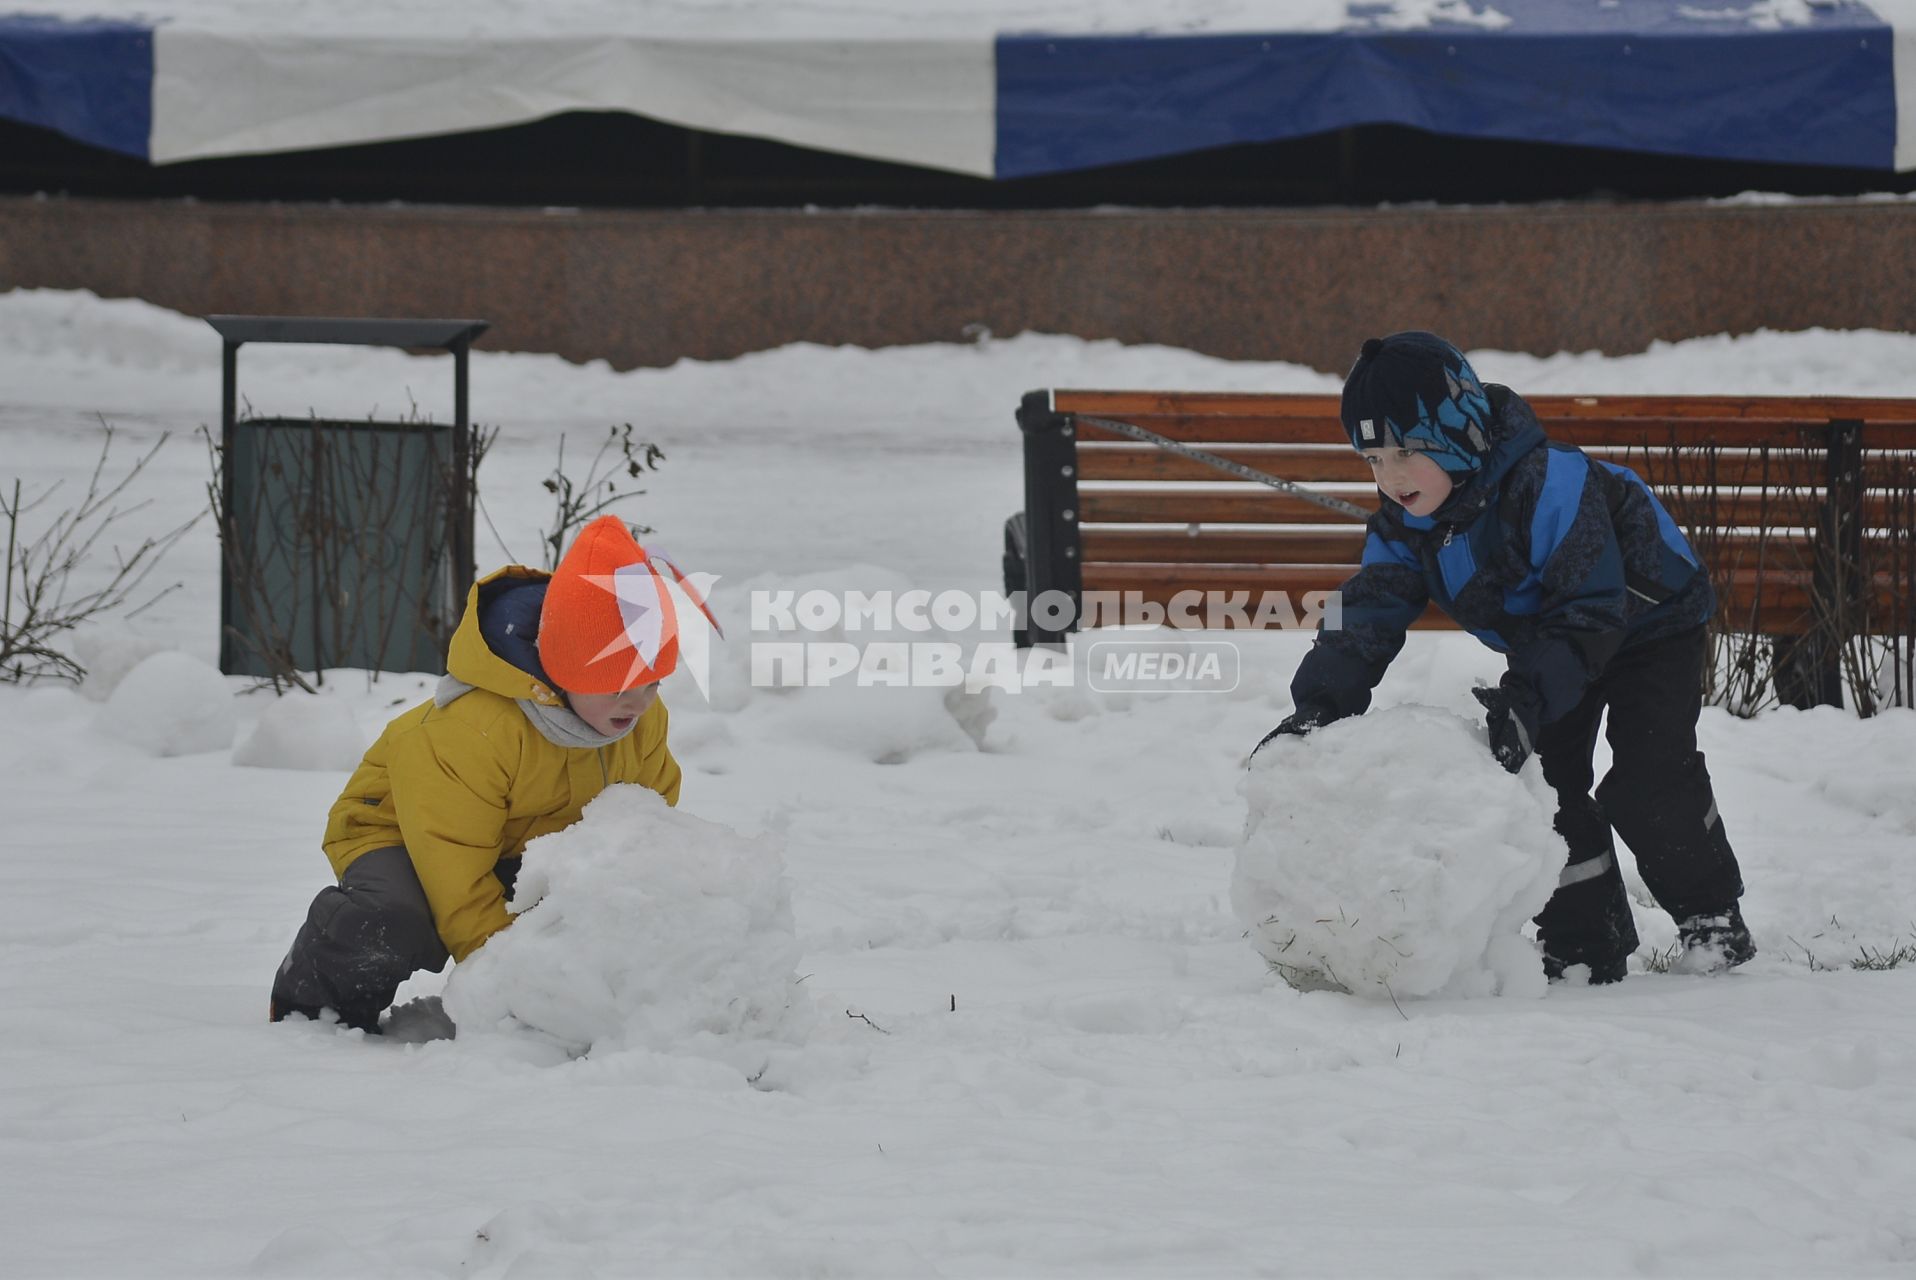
[1078,489,1904,527]
[1653,492,1904,526]
[1589,452,1916,490]
[1074,413,1346,444]
[1533,396,1916,427]
[1081,528,1372,564]
[1079,491,1370,525]
[1084,583,1821,635]
[1075,445,1374,483]
[1054,389,1916,428]
[1542,421,1884,448]
[1081,529,1896,568]
[1055,391,1342,418]
[1082,565,1899,634]
[1078,443,1915,488]
[1074,413,1878,449]
[1086,562,1845,595]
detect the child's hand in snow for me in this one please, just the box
[1471,683,1539,774]
[1250,708,1330,762]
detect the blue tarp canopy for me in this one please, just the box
[2,2,1911,176]
[998,1,1903,177]
[0,15,149,159]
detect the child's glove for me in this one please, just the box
[1471,682,1540,774]
[1250,708,1328,761]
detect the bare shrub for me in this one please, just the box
[2,423,200,684]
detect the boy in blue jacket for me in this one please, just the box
[1260,332,1754,984]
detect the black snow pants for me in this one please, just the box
[1531,625,1745,968]
[270,846,519,1031]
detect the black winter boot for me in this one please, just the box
[268,993,317,1023]
[1675,905,1756,974]
[1542,950,1629,985]
[269,990,383,1033]
[1536,847,1639,986]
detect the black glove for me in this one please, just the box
[1472,682,1540,774]
[1250,708,1328,761]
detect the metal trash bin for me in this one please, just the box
[208,316,489,679]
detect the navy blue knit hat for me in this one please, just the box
[1340,331,1493,475]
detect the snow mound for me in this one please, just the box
[102,650,237,757]
[443,786,816,1068]
[1231,706,1566,1000]
[70,626,168,702]
[232,693,366,771]
[1796,708,1916,835]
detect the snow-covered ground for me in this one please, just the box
[3,288,1915,1277]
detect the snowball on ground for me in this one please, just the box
[443,785,816,1069]
[231,691,366,771]
[101,650,237,757]
[1232,706,1567,999]
[70,625,168,702]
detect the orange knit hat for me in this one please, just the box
[538,517,718,695]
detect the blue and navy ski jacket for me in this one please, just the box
[1291,386,1713,727]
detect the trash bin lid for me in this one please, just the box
[205,316,489,349]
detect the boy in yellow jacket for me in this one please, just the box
[269,516,714,1032]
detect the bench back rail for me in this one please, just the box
[1009,389,1916,707]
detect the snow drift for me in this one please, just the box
[231,691,365,772]
[102,650,236,757]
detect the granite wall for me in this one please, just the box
[3,196,1911,373]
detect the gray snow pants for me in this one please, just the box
[271,846,519,1031]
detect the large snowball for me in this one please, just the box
[443,786,816,1067]
[1231,706,1567,1000]
[103,650,237,757]
[232,693,366,771]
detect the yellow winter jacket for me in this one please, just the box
[322,567,683,962]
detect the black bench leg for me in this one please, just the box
[1772,633,1844,710]
[1003,512,1031,649]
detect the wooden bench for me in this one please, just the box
[1004,389,1916,709]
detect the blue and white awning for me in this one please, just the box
[3,1,1913,177]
